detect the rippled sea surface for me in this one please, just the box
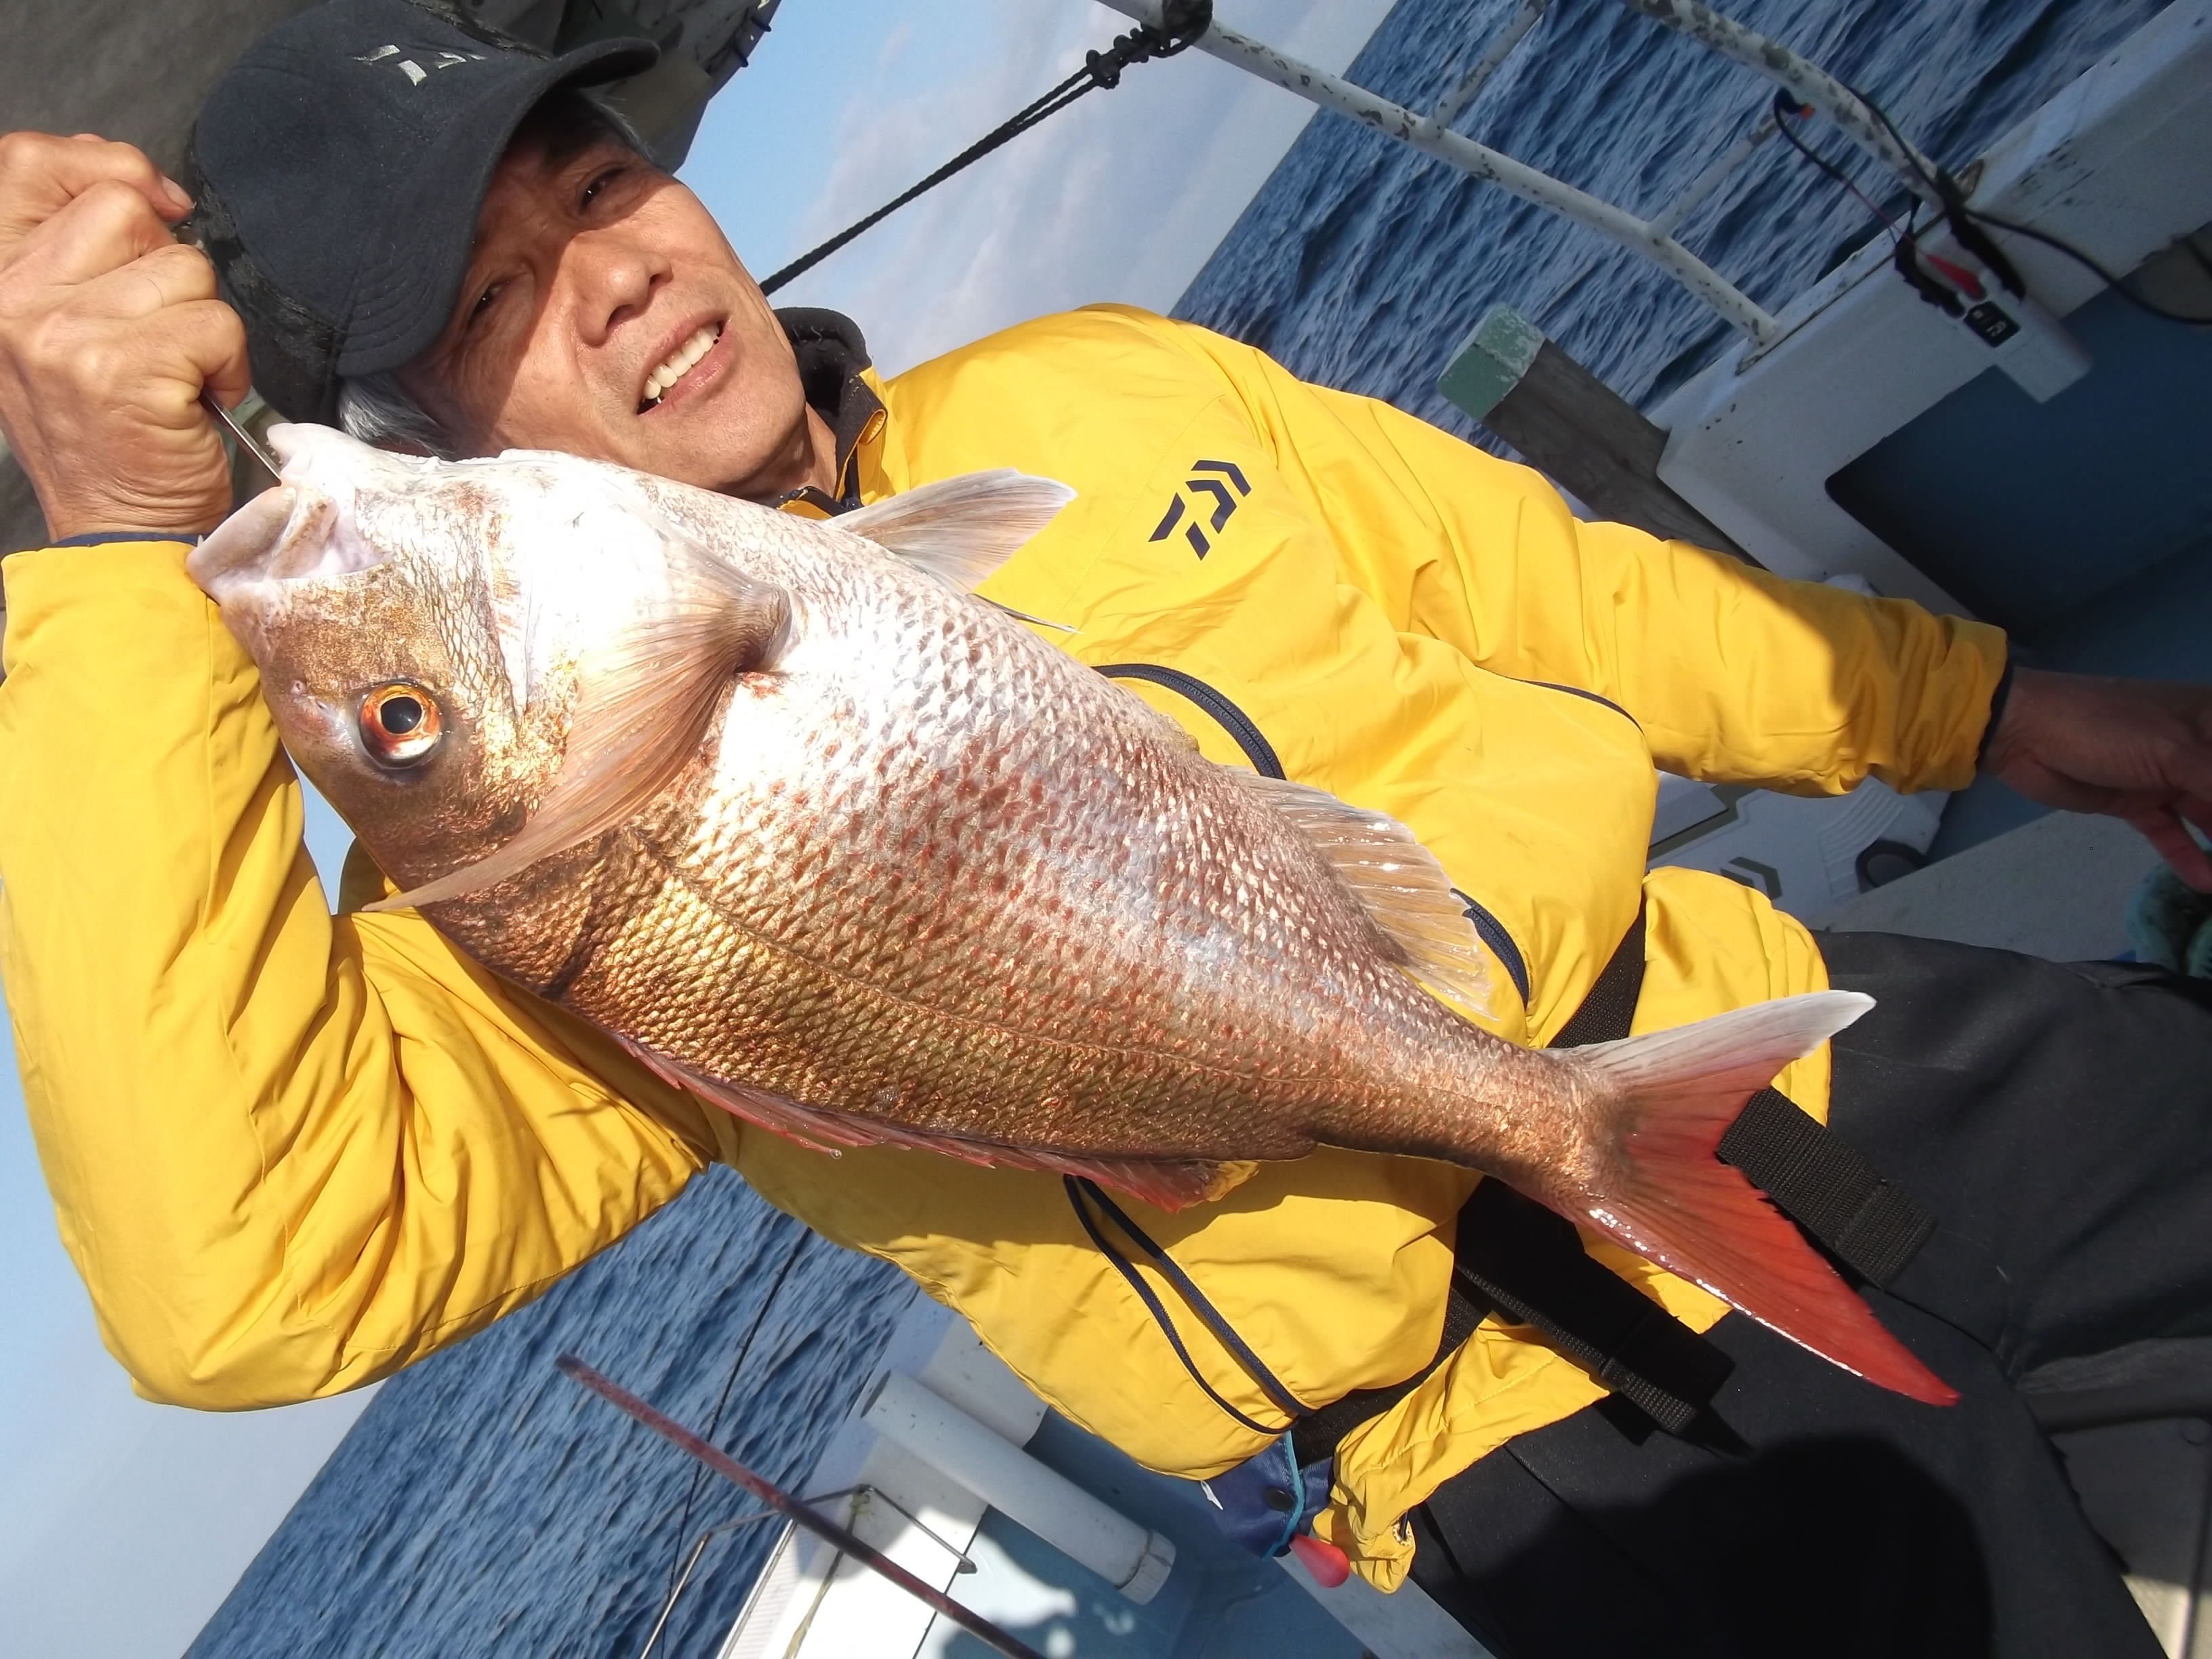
[189,1174,918,1658]
[190,3,2169,1654]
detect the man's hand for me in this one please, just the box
[0,131,249,542]
[1982,666,2212,888]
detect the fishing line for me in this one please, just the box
[658,1215,814,1610]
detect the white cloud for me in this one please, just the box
[760,0,1397,373]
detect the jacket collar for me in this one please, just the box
[773,308,884,516]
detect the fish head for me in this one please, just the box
[188,423,653,893]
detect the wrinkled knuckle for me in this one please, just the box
[153,240,216,293]
[104,139,159,182]
[66,333,120,389]
[21,308,79,371]
[81,176,139,216]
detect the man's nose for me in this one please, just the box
[569,229,669,344]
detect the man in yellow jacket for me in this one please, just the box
[5,5,2212,1654]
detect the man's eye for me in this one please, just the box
[466,283,502,329]
[580,167,626,209]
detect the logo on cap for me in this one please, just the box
[353,43,485,85]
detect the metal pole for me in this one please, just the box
[1646,106,1778,237]
[1614,0,1945,209]
[1094,0,1780,344]
[556,1356,1046,1659]
[1431,0,1548,129]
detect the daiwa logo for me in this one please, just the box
[1148,460,1250,559]
[354,43,485,85]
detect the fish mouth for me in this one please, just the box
[188,474,388,613]
[188,424,424,607]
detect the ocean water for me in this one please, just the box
[188,3,2169,1654]
[187,1175,918,1658]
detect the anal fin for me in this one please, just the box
[634,1043,1248,1212]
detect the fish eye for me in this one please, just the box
[359,683,443,767]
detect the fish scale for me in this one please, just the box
[184,424,1953,1404]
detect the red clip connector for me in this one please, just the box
[1289,1531,1351,1588]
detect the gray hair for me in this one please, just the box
[336,369,457,459]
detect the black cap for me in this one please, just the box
[189,0,655,423]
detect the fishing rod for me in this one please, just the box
[201,388,281,478]
[556,1354,1047,1659]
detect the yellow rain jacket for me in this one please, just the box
[0,304,2005,1586]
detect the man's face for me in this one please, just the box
[403,125,825,499]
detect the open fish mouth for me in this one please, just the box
[188,425,412,606]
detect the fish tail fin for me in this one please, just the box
[1568,991,1956,1406]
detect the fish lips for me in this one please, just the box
[189,472,392,611]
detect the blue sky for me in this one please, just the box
[0,1,1391,1652]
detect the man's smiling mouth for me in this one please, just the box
[639,321,724,411]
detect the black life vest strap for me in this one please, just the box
[1290,899,1936,1465]
[1718,1090,1936,1287]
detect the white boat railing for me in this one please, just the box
[1098,0,2040,361]
[1617,0,1946,209]
[636,1481,979,1659]
[1102,0,1788,345]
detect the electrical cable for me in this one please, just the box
[1959,211,2212,327]
[1844,82,2212,327]
[658,1218,814,1610]
[1768,90,1904,244]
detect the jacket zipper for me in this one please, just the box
[1094,663,1286,779]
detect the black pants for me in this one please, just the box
[1410,932,2212,1658]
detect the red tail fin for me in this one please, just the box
[1572,991,1956,1406]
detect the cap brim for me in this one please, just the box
[336,35,659,379]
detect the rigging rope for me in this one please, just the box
[658,1216,814,1609]
[758,1,1214,297]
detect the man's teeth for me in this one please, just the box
[642,324,722,407]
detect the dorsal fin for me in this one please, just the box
[838,470,1076,590]
[1229,771,1494,1017]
